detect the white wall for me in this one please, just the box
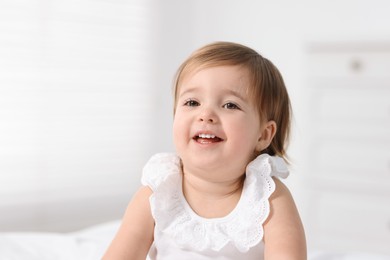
[0,0,159,231]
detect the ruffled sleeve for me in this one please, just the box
[141,153,181,191]
[238,154,289,250]
[247,154,289,179]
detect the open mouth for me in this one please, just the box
[193,133,224,144]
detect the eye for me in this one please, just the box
[223,102,240,110]
[184,99,200,107]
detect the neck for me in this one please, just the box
[181,167,245,218]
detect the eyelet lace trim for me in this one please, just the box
[141,153,289,253]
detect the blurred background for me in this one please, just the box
[0,0,389,255]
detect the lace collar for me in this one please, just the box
[141,153,289,252]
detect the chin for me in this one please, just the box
[181,154,219,169]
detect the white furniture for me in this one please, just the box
[304,42,390,254]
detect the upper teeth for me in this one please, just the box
[199,134,215,138]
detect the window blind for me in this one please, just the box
[0,1,155,199]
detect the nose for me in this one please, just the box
[198,108,217,123]
[200,117,214,123]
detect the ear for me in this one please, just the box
[255,120,277,152]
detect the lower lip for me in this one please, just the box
[193,138,223,145]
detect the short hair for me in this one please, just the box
[173,41,292,159]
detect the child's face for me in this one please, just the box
[173,65,269,180]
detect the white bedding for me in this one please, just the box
[0,220,389,260]
[0,221,120,260]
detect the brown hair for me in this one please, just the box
[173,41,292,159]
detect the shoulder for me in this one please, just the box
[132,185,154,205]
[263,178,307,259]
[269,177,292,201]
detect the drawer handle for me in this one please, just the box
[350,59,363,72]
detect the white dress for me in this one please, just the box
[141,153,289,260]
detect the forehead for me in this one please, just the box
[178,65,252,96]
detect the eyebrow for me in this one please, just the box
[178,87,198,98]
[178,86,248,101]
[224,89,248,102]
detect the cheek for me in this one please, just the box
[228,117,261,146]
[172,115,181,137]
[172,113,188,142]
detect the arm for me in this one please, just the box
[263,178,307,260]
[102,186,154,260]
